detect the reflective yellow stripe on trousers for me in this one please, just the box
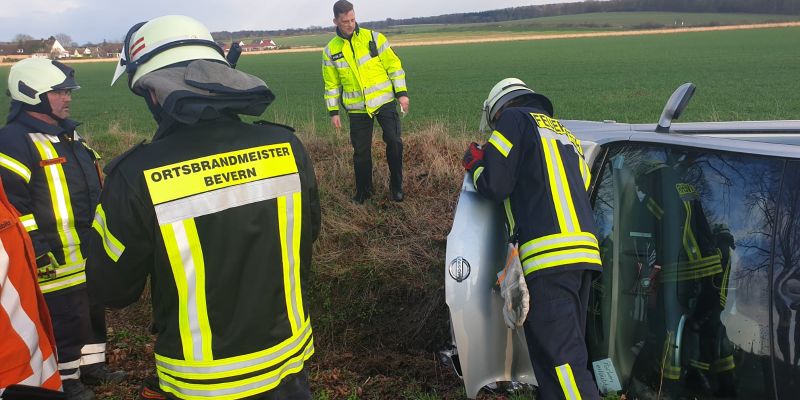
[29,133,83,265]
[555,363,582,400]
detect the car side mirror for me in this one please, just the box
[656,82,696,133]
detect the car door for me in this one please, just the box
[586,141,784,399]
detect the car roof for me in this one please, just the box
[563,119,800,160]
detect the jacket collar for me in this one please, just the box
[336,23,360,40]
[14,112,80,137]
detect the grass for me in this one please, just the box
[3,25,797,145]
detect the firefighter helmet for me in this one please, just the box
[111,15,227,88]
[479,78,553,133]
[7,58,80,105]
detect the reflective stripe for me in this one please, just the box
[712,355,735,372]
[322,59,334,67]
[332,60,348,68]
[661,254,722,282]
[82,343,106,354]
[373,31,389,55]
[579,157,591,191]
[23,353,59,388]
[364,80,392,96]
[541,137,580,233]
[60,371,80,380]
[689,359,710,370]
[646,198,663,220]
[161,219,213,361]
[345,101,366,111]
[326,97,339,108]
[159,338,313,399]
[0,152,32,182]
[1,241,44,385]
[154,174,301,224]
[488,130,513,158]
[503,198,515,236]
[20,214,38,232]
[392,78,407,90]
[555,364,582,400]
[357,53,372,66]
[39,270,86,293]
[278,193,304,333]
[324,88,341,96]
[472,166,484,189]
[522,248,601,275]
[29,133,83,265]
[520,232,598,261]
[80,353,105,365]
[59,359,81,370]
[365,92,394,109]
[389,70,405,78]
[682,201,701,261]
[155,320,312,379]
[342,91,362,100]
[92,205,125,262]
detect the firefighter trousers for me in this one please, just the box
[348,100,403,194]
[523,269,600,400]
[45,289,93,382]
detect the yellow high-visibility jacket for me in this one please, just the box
[322,26,407,116]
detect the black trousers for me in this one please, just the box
[45,288,92,382]
[81,301,109,366]
[348,100,403,194]
[523,269,600,400]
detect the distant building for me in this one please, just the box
[238,39,279,52]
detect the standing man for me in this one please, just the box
[462,78,602,399]
[88,15,320,399]
[0,58,123,400]
[322,0,409,203]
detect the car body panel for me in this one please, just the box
[445,174,536,399]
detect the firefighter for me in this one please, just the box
[0,58,123,400]
[628,159,724,397]
[87,15,320,399]
[322,0,409,203]
[0,177,63,398]
[462,78,602,400]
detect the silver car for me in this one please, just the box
[445,83,800,399]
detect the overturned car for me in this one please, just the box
[445,83,800,399]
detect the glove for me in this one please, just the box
[462,142,484,171]
[496,244,530,329]
[35,252,58,281]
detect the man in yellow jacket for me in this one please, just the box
[322,0,409,203]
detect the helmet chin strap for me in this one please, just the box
[17,94,61,122]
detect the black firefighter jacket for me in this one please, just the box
[0,112,102,295]
[85,117,320,399]
[470,107,602,278]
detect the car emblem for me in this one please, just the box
[449,257,471,282]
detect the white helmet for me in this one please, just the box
[8,58,80,105]
[111,15,227,89]
[479,78,553,133]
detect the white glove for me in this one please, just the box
[497,244,530,329]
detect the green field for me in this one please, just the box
[266,12,799,48]
[1,25,799,150]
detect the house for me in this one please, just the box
[239,39,278,52]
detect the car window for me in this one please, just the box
[774,160,800,399]
[587,142,784,399]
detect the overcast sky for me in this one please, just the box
[0,0,577,44]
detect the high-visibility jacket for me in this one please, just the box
[0,113,102,295]
[470,107,602,277]
[86,118,321,399]
[0,177,62,393]
[322,26,407,116]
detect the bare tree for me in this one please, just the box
[13,33,34,43]
[54,33,76,48]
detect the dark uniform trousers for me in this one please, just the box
[348,100,403,194]
[523,269,600,400]
[46,289,93,381]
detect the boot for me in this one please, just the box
[80,363,126,385]
[63,380,96,400]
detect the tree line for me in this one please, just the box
[211,0,800,41]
